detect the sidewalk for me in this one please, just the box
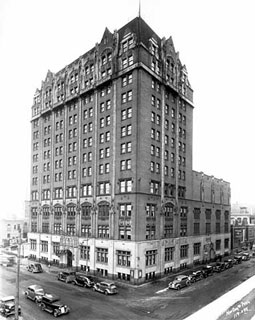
[184,274,255,320]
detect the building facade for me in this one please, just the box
[0,218,25,247]
[231,205,255,250]
[28,17,231,284]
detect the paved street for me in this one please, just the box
[1,258,255,320]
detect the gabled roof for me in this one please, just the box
[118,16,161,47]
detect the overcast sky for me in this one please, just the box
[0,0,254,219]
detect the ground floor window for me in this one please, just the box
[164,267,173,274]
[117,272,130,281]
[81,265,90,272]
[52,259,59,265]
[97,268,108,277]
[180,262,187,270]
[145,271,155,280]
[41,256,48,263]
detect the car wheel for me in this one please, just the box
[41,303,46,311]
[176,286,180,290]
[187,281,190,286]
[53,310,59,318]
[104,290,108,295]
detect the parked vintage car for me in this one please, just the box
[202,265,214,277]
[38,293,70,317]
[57,271,76,283]
[73,274,95,288]
[223,259,233,269]
[93,282,118,295]
[212,262,225,273]
[168,275,191,290]
[234,255,243,264]
[242,252,250,261]
[25,284,45,303]
[188,270,204,283]
[27,263,43,273]
[0,296,21,317]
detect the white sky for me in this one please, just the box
[0,0,254,219]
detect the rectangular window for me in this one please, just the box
[216,240,221,251]
[120,179,132,193]
[180,245,188,259]
[145,250,157,266]
[117,250,131,267]
[165,247,174,262]
[80,245,90,260]
[194,222,200,235]
[96,248,108,263]
[193,243,201,256]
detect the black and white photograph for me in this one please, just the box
[0,0,255,319]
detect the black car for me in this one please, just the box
[188,270,204,282]
[223,259,233,269]
[234,255,242,264]
[57,271,76,283]
[202,265,214,277]
[73,274,95,288]
[38,293,70,317]
[0,296,21,317]
[212,262,225,272]
[242,253,250,261]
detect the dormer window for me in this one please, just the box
[150,38,159,58]
[151,44,156,56]
[123,41,128,52]
[122,35,134,53]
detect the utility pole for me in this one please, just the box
[15,227,21,320]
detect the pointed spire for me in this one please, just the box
[138,0,141,18]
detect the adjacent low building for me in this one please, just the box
[231,205,255,250]
[28,16,231,284]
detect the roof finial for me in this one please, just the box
[138,0,141,17]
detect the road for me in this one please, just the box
[1,258,255,320]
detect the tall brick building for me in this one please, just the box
[28,16,231,284]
